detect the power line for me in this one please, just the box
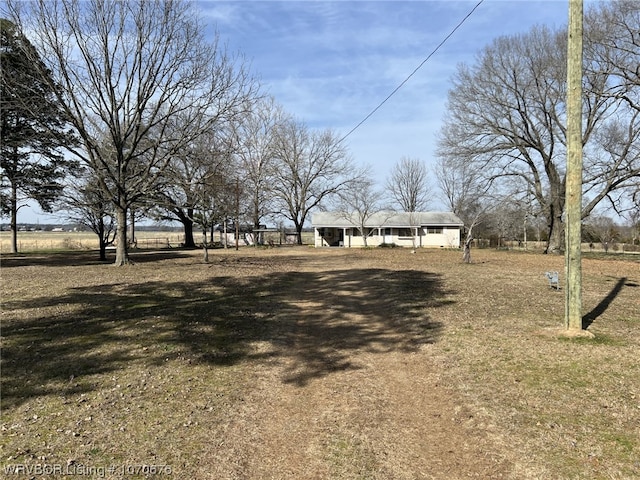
[340,0,485,143]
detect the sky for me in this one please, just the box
[17,0,574,224]
[197,0,572,201]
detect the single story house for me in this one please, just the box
[312,211,464,248]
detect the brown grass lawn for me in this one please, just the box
[0,231,186,253]
[1,247,638,479]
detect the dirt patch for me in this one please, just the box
[202,262,510,479]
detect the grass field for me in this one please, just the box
[0,231,315,253]
[1,246,639,479]
[0,231,186,253]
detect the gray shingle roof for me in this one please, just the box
[311,211,464,228]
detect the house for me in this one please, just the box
[312,211,464,248]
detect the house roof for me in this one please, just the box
[312,211,464,228]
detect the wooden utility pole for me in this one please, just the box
[565,0,584,331]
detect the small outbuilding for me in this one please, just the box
[312,211,464,248]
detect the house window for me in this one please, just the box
[383,227,392,236]
[427,227,443,234]
[397,228,413,237]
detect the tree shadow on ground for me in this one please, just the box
[0,249,192,268]
[582,277,633,329]
[2,266,450,408]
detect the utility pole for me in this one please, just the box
[565,0,584,332]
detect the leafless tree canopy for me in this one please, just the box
[336,173,384,247]
[435,154,501,262]
[8,0,259,264]
[61,170,116,260]
[152,119,236,248]
[436,0,640,253]
[585,215,618,252]
[270,119,355,243]
[232,97,288,229]
[385,156,430,212]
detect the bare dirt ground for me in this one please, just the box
[2,247,638,479]
[205,262,510,479]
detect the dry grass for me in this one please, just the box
[0,231,185,253]
[1,247,638,479]
[426,249,640,479]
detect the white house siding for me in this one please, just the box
[420,227,461,248]
[312,215,463,249]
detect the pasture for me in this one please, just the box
[0,231,185,253]
[1,246,638,479]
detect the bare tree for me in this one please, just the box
[270,119,355,244]
[385,156,430,212]
[62,172,116,261]
[233,97,287,231]
[152,118,234,249]
[194,165,239,260]
[437,7,640,254]
[336,173,384,247]
[488,204,525,248]
[585,215,619,253]
[621,190,640,246]
[588,0,640,113]
[435,155,495,263]
[584,1,640,230]
[8,0,258,265]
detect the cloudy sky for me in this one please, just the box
[21,0,574,223]
[198,0,573,207]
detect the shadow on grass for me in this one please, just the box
[2,267,449,408]
[0,249,193,268]
[582,277,628,329]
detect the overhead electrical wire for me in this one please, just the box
[339,0,485,143]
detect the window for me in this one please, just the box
[397,228,413,237]
[427,227,443,234]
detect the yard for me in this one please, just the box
[1,247,638,479]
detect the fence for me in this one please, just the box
[472,239,640,253]
[0,232,185,253]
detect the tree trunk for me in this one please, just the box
[129,208,136,248]
[294,221,303,245]
[97,221,107,261]
[544,173,565,254]
[545,211,564,254]
[253,200,258,231]
[114,204,130,266]
[99,238,107,261]
[463,232,473,263]
[202,232,209,262]
[10,182,18,254]
[181,212,196,248]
